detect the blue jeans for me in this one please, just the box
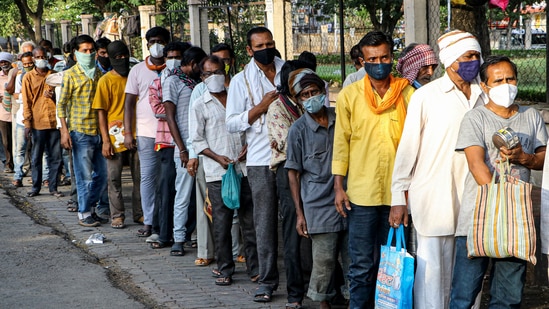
[31,129,62,193]
[70,131,107,214]
[449,236,526,309]
[137,136,159,226]
[13,124,27,181]
[347,204,390,309]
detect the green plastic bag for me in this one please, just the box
[221,163,242,210]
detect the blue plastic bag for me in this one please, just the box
[375,225,415,309]
[221,163,242,210]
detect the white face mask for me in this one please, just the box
[35,59,49,69]
[165,59,181,71]
[488,84,518,108]
[47,52,52,59]
[149,43,165,59]
[204,74,226,93]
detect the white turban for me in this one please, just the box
[0,52,13,63]
[437,30,481,68]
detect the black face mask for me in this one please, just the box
[110,58,130,77]
[253,47,276,65]
[97,56,111,70]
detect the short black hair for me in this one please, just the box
[63,37,77,54]
[246,27,272,47]
[211,43,235,59]
[20,51,33,59]
[358,31,393,53]
[298,51,317,71]
[74,35,96,51]
[146,27,171,44]
[95,37,112,50]
[479,55,518,83]
[163,42,191,58]
[277,60,311,96]
[199,55,225,72]
[182,46,207,66]
[39,39,53,48]
[33,46,47,57]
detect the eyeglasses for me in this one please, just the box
[201,69,225,78]
[299,88,321,100]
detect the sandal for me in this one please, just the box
[50,191,65,198]
[194,258,213,266]
[170,242,185,256]
[211,269,221,278]
[111,217,125,229]
[253,287,273,303]
[150,241,169,249]
[136,226,152,237]
[215,276,233,286]
[285,302,304,309]
[67,205,78,212]
[250,274,260,283]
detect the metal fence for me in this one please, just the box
[149,10,191,43]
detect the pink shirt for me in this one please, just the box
[124,59,159,138]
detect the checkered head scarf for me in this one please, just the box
[396,44,438,84]
[288,68,324,99]
[437,30,482,68]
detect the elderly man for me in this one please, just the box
[286,69,349,309]
[451,55,547,308]
[332,31,414,308]
[396,43,438,89]
[390,30,487,309]
[0,52,14,173]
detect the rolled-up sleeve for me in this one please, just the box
[190,101,209,155]
[56,71,71,119]
[225,74,251,133]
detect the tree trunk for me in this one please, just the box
[33,16,42,42]
[451,5,491,57]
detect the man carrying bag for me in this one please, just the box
[451,55,547,308]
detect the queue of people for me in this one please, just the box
[1,25,547,309]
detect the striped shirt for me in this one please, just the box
[57,64,101,135]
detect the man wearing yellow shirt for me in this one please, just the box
[332,31,414,309]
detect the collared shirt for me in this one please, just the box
[0,70,11,122]
[162,72,194,156]
[391,73,486,236]
[266,95,303,170]
[226,57,285,166]
[22,69,57,130]
[124,59,160,138]
[191,91,246,182]
[285,107,347,234]
[57,64,101,135]
[332,76,414,207]
[91,71,129,153]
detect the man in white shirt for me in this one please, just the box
[389,30,487,309]
[225,26,283,303]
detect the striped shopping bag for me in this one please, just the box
[467,161,537,264]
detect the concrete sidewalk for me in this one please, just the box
[0,169,326,308]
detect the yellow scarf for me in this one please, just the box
[364,74,409,137]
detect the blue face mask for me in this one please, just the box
[364,62,392,80]
[412,80,423,89]
[456,59,480,82]
[303,94,326,114]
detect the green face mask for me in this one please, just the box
[23,66,34,72]
[224,63,230,75]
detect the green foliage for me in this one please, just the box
[0,3,25,39]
